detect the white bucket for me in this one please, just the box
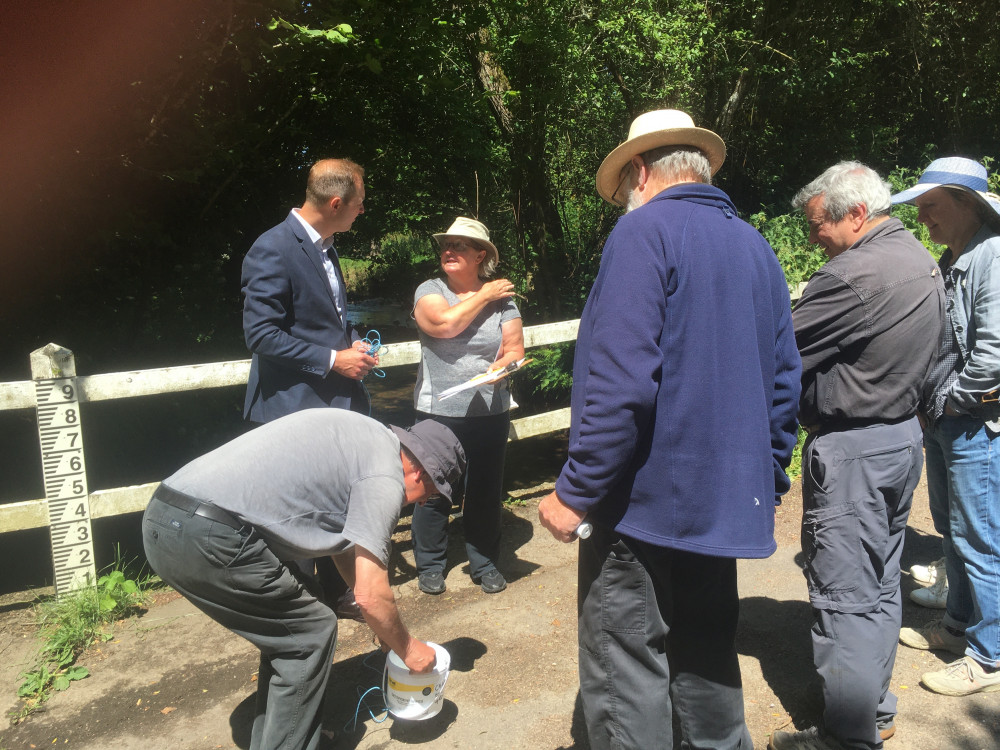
[383,642,451,720]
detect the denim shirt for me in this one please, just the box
[944,225,1000,431]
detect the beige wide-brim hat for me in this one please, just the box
[595,109,726,205]
[432,216,499,269]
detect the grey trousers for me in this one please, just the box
[142,488,338,750]
[578,525,753,750]
[801,418,923,750]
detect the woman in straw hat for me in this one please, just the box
[410,216,524,595]
[892,157,1000,697]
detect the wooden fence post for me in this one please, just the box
[31,344,97,595]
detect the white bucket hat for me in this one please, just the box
[432,216,499,276]
[595,109,726,205]
[891,157,1000,228]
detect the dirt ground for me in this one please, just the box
[2,478,999,750]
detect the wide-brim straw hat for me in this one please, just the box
[891,156,1000,229]
[432,216,499,269]
[596,109,726,205]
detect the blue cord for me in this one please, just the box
[361,329,386,379]
[357,328,386,418]
[344,685,389,733]
[343,650,391,733]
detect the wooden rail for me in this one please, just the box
[0,319,579,536]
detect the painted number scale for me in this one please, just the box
[35,378,96,595]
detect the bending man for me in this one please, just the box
[143,410,466,750]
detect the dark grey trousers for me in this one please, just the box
[578,526,753,750]
[142,488,338,750]
[801,417,923,750]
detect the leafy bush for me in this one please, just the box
[749,211,825,293]
[348,231,440,301]
[516,344,575,408]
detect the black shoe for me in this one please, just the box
[478,569,507,594]
[333,590,364,621]
[418,570,446,595]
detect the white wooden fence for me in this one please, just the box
[0,320,579,588]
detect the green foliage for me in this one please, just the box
[348,232,439,302]
[786,427,807,482]
[11,552,152,723]
[268,18,356,45]
[6,0,1000,377]
[750,211,825,291]
[516,344,575,407]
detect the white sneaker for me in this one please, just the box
[909,574,948,609]
[899,618,967,656]
[909,557,945,585]
[921,656,1000,696]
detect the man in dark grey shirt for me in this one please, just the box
[769,163,944,750]
[143,410,465,750]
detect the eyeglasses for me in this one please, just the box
[611,164,635,208]
[441,240,475,252]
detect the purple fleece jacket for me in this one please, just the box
[554,183,801,558]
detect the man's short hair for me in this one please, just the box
[792,161,891,221]
[305,158,365,206]
[642,146,712,185]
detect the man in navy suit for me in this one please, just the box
[242,158,377,423]
[241,158,378,619]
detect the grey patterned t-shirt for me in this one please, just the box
[413,277,521,417]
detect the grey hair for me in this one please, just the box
[792,161,891,221]
[621,146,712,199]
[642,146,712,185]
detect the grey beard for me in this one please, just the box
[625,187,642,213]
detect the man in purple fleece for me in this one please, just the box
[539,109,801,749]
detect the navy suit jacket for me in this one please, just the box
[242,213,361,422]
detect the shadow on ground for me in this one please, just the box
[739,596,819,729]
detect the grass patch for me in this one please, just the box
[10,550,153,724]
[504,494,529,508]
